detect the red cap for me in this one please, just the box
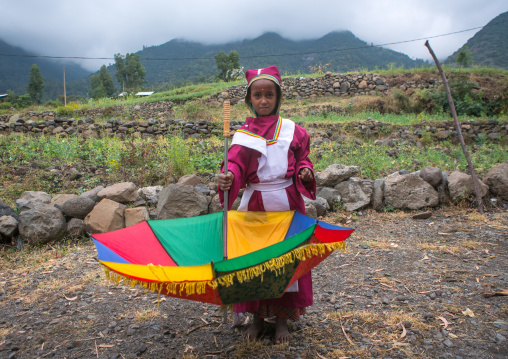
[245,66,281,87]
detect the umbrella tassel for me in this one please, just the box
[222,100,231,261]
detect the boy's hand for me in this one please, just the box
[298,167,314,183]
[218,171,234,191]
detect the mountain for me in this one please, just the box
[0,39,92,99]
[137,31,427,86]
[445,11,508,69]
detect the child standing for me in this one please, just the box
[218,65,316,343]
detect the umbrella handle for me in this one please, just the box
[223,101,230,261]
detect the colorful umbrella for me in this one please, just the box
[91,210,353,305]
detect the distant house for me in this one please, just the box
[135,91,154,97]
[0,94,8,102]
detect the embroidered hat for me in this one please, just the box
[245,65,281,87]
[245,65,282,117]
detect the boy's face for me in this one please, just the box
[249,79,278,117]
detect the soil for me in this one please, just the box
[1,207,507,359]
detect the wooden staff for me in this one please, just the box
[222,100,231,260]
[425,40,484,213]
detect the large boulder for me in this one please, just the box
[177,174,201,187]
[66,218,85,238]
[18,204,66,245]
[335,177,373,211]
[484,161,508,201]
[208,194,241,214]
[0,215,18,237]
[302,196,329,217]
[157,184,210,219]
[316,187,341,209]
[61,197,96,219]
[384,173,439,210]
[419,167,442,188]
[0,200,19,221]
[97,182,138,203]
[371,178,385,211]
[80,186,105,203]
[50,194,78,207]
[315,164,359,187]
[304,202,318,219]
[84,199,126,234]
[138,186,163,201]
[16,191,51,213]
[125,207,150,227]
[448,171,489,201]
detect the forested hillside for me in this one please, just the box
[445,11,508,69]
[0,39,91,99]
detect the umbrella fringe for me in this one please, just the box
[100,241,345,300]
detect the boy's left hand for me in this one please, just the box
[298,167,314,182]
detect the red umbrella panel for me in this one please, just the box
[91,210,353,305]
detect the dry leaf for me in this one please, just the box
[449,333,458,339]
[98,344,114,348]
[316,353,328,359]
[63,295,77,301]
[462,308,475,317]
[422,254,429,260]
[438,316,450,329]
[341,325,355,346]
[399,322,407,339]
[483,289,508,298]
[446,248,455,255]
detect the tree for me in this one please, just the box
[455,46,473,68]
[27,64,44,104]
[89,65,116,99]
[114,53,146,91]
[214,51,241,82]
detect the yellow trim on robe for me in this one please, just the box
[227,211,294,259]
[99,261,215,282]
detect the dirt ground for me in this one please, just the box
[0,207,507,359]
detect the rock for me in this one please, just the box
[66,218,85,238]
[157,184,210,219]
[443,339,454,348]
[484,161,508,201]
[98,182,138,203]
[316,187,341,209]
[50,194,78,207]
[413,211,432,219]
[305,202,318,219]
[138,186,163,201]
[68,168,81,180]
[0,200,19,220]
[335,177,373,211]
[18,204,66,245]
[16,191,51,213]
[437,172,450,205]
[195,184,211,196]
[84,199,126,234]
[61,197,96,219]
[447,171,488,201]
[419,167,442,188]
[177,174,201,187]
[384,173,439,210]
[315,164,359,187]
[371,179,385,211]
[80,186,104,203]
[302,196,329,217]
[125,207,150,227]
[0,215,18,237]
[208,194,241,213]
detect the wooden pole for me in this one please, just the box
[63,66,67,106]
[424,40,484,213]
[222,100,231,260]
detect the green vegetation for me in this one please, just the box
[27,64,44,104]
[89,65,115,99]
[214,50,241,82]
[114,53,146,91]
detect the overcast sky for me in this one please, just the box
[1,0,507,72]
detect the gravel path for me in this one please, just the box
[0,208,507,359]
